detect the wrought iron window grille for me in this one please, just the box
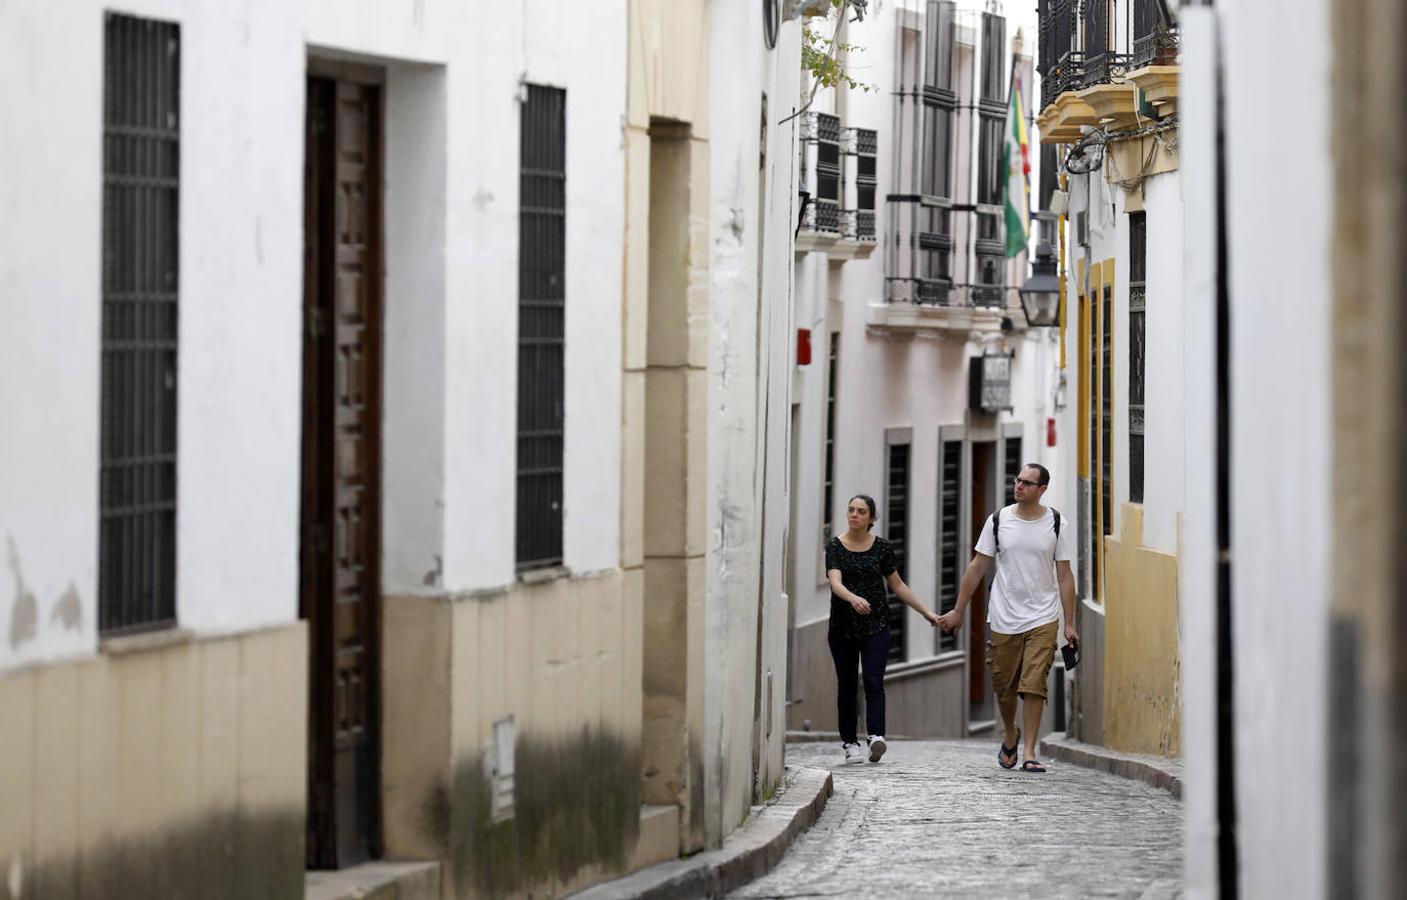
[515,84,567,570]
[1129,211,1147,503]
[937,438,962,654]
[99,13,181,636]
[885,2,957,303]
[822,332,840,541]
[841,126,878,242]
[799,112,843,234]
[884,440,911,662]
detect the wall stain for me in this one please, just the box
[421,727,641,898]
[423,555,442,588]
[0,807,302,900]
[50,583,81,631]
[6,536,37,650]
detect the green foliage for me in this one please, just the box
[801,0,876,94]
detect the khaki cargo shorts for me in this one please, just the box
[985,620,1059,703]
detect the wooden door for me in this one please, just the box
[301,73,383,869]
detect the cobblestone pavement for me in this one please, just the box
[731,739,1182,899]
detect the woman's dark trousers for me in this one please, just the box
[828,627,890,744]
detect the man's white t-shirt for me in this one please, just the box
[974,504,1074,635]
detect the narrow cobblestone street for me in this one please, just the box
[733,740,1182,899]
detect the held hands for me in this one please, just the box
[935,609,964,633]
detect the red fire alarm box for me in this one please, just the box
[1047,417,1057,447]
[796,328,812,366]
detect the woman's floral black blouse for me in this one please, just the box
[824,535,898,639]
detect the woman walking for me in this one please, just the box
[825,494,942,763]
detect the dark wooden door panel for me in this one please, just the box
[303,73,382,870]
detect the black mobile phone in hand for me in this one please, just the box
[1061,640,1080,671]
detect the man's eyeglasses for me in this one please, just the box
[1014,477,1043,489]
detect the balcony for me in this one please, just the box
[796,195,841,254]
[1128,24,1181,115]
[796,116,878,260]
[830,209,876,261]
[867,278,1006,337]
[1036,0,1179,143]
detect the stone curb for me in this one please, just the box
[784,730,843,743]
[785,731,917,744]
[1039,732,1184,799]
[569,766,834,899]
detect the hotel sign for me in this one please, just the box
[969,353,1014,412]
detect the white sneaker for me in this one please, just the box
[842,742,864,763]
[868,735,887,763]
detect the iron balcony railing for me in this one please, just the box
[883,279,1020,311]
[1038,0,1179,109]
[1132,27,1180,68]
[803,197,841,233]
[839,208,876,242]
[1082,50,1132,88]
[884,275,951,306]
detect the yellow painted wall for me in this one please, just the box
[383,570,654,899]
[1102,504,1182,756]
[0,623,307,898]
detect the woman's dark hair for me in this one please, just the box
[1023,463,1051,487]
[848,494,878,530]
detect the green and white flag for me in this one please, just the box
[1003,72,1031,258]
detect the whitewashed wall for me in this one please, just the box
[436,2,628,588]
[1177,9,1221,895]
[705,2,804,835]
[0,0,309,668]
[1141,172,1184,554]
[1180,1,1333,893]
[381,65,448,595]
[0,0,627,671]
[1222,0,1332,892]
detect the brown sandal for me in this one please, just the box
[998,730,1020,769]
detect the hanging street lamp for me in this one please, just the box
[1018,240,1062,328]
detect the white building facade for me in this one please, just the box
[786,0,1065,741]
[0,1,802,896]
[1035,0,1186,759]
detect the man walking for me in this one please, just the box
[937,463,1077,772]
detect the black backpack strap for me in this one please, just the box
[992,508,1001,555]
[1052,510,1062,560]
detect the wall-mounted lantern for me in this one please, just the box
[1018,241,1062,328]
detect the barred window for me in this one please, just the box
[1101,282,1113,538]
[516,84,566,569]
[885,438,911,662]
[100,13,180,635]
[853,129,877,241]
[1129,212,1147,503]
[937,438,963,653]
[823,333,840,541]
[980,13,1006,103]
[815,113,841,212]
